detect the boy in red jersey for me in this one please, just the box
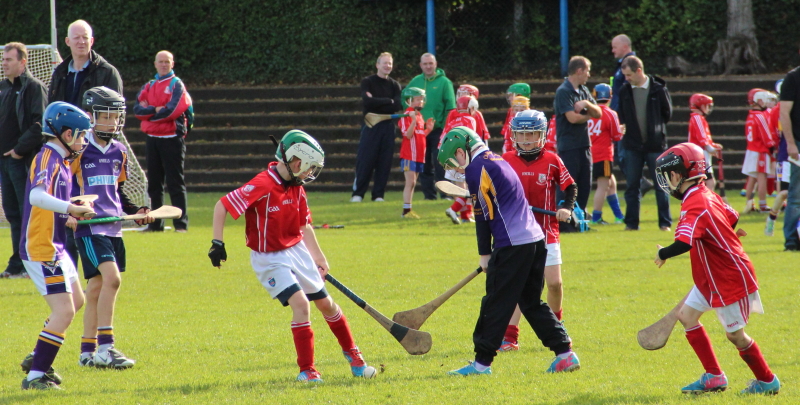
[544,114,557,153]
[443,96,479,224]
[587,84,624,225]
[498,110,577,351]
[454,84,490,141]
[502,92,530,153]
[209,131,375,383]
[654,142,779,395]
[687,93,723,191]
[398,87,434,219]
[742,89,776,213]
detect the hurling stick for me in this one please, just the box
[364,113,408,128]
[70,194,99,203]
[78,205,183,225]
[436,181,558,217]
[392,267,483,330]
[637,294,688,350]
[717,150,728,202]
[325,274,432,355]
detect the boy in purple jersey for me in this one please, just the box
[438,126,579,376]
[72,87,153,369]
[18,102,94,390]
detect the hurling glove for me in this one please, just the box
[208,239,227,267]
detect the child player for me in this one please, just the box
[209,130,375,383]
[766,80,789,236]
[502,96,530,153]
[587,84,624,225]
[501,83,531,153]
[687,93,723,191]
[742,89,776,213]
[72,87,153,369]
[545,114,557,153]
[443,96,478,224]
[439,126,578,376]
[454,84,490,141]
[398,87,434,219]
[498,110,577,352]
[18,102,94,390]
[654,142,780,395]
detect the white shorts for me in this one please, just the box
[741,150,774,176]
[779,161,791,183]
[23,258,79,296]
[545,242,562,267]
[685,285,763,333]
[250,241,327,306]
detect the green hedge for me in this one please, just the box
[2,0,799,87]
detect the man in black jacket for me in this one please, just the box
[0,42,47,278]
[617,56,672,231]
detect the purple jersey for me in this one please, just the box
[466,149,544,249]
[72,132,130,238]
[20,144,73,262]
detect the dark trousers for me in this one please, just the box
[472,241,572,365]
[352,121,395,200]
[784,140,800,249]
[0,156,27,273]
[621,148,671,229]
[419,128,445,200]
[558,147,592,211]
[146,136,188,230]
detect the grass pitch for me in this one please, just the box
[1,191,798,404]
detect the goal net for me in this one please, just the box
[0,45,148,225]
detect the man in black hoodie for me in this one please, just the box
[617,56,672,231]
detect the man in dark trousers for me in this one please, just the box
[0,42,47,279]
[351,52,402,203]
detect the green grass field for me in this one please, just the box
[1,191,798,404]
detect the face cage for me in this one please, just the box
[293,165,323,185]
[91,106,126,140]
[445,168,465,182]
[442,156,467,172]
[512,129,545,155]
[46,121,89,160]
[654,165,676,195]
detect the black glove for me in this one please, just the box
[208,239,227,267]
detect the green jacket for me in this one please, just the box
[403,68,456,129]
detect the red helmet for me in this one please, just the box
[747,88,768,106]
[655,143,707,199]
[456,96,478,112]
[457,84,480,99]
[689,93,713,110]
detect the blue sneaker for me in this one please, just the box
[546,352,580,373]
[297,369,323,383]
[741,376,780,395]
[343,347,371,377]
[447,361,491,376]
[681,372,728,394]
[497,340,519,352]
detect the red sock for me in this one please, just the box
[767,178,776,195]
[685,325,722,375]
[291,322,315,371]
[554,309,563,321]
[738,340,774,382]
[450,198,464,212]
[503,325,519,343]
[324,308,356,351]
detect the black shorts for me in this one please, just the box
[592,160,614,180]
[76,235,126,279]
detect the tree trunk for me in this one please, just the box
[711,0,766,74]
[512,0,524,73]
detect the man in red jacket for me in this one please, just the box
[134,50,192,232]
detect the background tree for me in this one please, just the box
[711,0,766,74]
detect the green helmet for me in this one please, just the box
[438,126,484,170]
[506,83,531,98]
[402,86,426,103]
[275,130,325,184]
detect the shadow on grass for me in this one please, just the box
[555,393,664,405]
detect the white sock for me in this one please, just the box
[473,361,490,371]
[557,351,572,359]
[98,344,112,354]
[27,370,45,381]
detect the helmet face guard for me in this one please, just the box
[275,130,325,185]
[655,143,707,200]
[83,86,126,141]
[402,87,426,109]
[438,126,484,171]
[511,111,547,156]
[43,101,92,161]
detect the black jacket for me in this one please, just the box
[0,68,47,166]
[48,50,123,104]
[617,75,672,153]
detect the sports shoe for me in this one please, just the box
[350,195,363,203]
[447,361,491,376]
[21,376,61,390]
[445,208,460,224]
[343,347,369,377]
[765,217,775,236]
[660,226,671,232]
[79,354,96,367]
[743,200,754,214]
[546,352,580,373]
[373,197,385,202]
[740,375,780,395]
[94,348,135,369]
[680,372,728,394]
[402,211,420,219]
[591,219,610,225]
[614,217,625,224]
[497,340,519,352]
[20,352,62,385]
[297,369,323,382]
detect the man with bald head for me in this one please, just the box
[134,50,192,232]
[610,35,634,112]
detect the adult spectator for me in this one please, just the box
[779,55,800,251]
[0,42,47,279]
[617,56,672,231]
[610,34,635,112]
[351,52,402,203]
[404,53,456,200]
[553,56,601,214]
[134,50,191,232]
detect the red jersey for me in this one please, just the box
[398,107,427,163]
[745,109,775,153]
[443,111,477,136]
[221,162,312,253]
[687,112,714,149]
[545,115,557,153]
[768,105,781,144]
[675,183,758,308]
[445,109,489,140]
[588,105,623,163]
[502,108,514,153]
[502,150,574,244]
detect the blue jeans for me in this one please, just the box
[784,140,800,249]
[0,156,28,273]
[622,148,671,229]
